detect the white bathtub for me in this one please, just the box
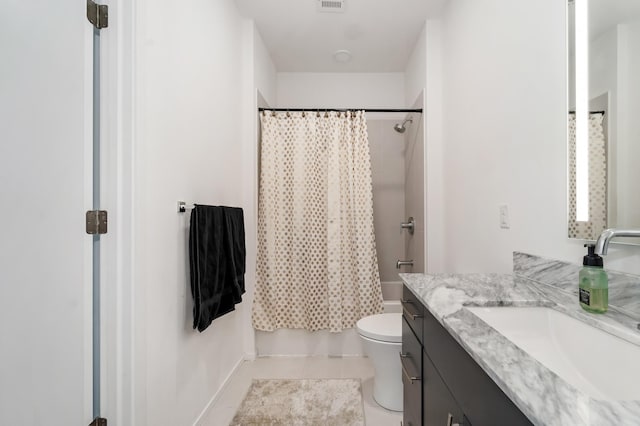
[255,294,402,357]
[383,299,401,313]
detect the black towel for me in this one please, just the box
[189,205,246,332]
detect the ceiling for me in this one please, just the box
[234,0,448,72]
[588,0,640,39]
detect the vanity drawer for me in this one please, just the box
[402,285,424,345]
[422,308,532,426]
[402,317,422,426]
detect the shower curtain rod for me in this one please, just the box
[568,110,605,114]
[258,108,423,113]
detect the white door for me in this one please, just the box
[0,1,94,425]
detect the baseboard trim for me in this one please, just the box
[192,355,245,426]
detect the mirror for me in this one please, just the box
[568,0,640,241]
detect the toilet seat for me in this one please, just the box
[356,313,402,343]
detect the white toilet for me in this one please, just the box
[356,313,403,411]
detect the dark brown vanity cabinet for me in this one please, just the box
[401,285,424,426]
[402,284,532,426]
[401,319,422,426]
[422,351,467,425]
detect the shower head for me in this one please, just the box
[393,118,413,133]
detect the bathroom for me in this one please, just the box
[2,0,640,425]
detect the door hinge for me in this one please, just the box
[86,210,108,235]
[89,418,107,426]
[87,0,108,29]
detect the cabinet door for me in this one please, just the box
[423,350,467,426]
[402,318,422,426]
[423,308,531,425]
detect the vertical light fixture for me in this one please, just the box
[575,0,589,221]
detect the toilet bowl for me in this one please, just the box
[356,313,403,411]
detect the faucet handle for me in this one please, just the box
[400,217,415,235]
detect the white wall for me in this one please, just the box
[404,95,426,273]
[253,28,277,107]
[616,21,640,228]
[438,0,640,275]
[404,20,446,273]
[405,24,427,106]
[133,1,250,424]
[589,26,618,227]
[240,22,277,359]
[276,72,405,108]
[590,28,617,110]
[404,24,428,274]
[424,20,446,273]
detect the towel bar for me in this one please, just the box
[178,201,195,213]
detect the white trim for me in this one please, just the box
[191,356,246,426]
[241,22,258,360]
[101,0,137,424]
[417,90,428,273]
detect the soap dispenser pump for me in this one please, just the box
[579,244,608,313]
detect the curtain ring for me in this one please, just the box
[302,110,306,117]
[316,110,320,117]
[261,110,265,117]
[324,110,328,118]
[271,110,276,117]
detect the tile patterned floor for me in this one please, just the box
[198,356,403,426]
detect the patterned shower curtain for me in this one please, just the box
[568,113,607,239]
[252,110,383,332]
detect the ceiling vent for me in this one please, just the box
[317,0,346,13]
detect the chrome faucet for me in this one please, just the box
[594,228,640,255]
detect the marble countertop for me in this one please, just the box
[399,272,640,426]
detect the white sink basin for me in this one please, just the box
[466,306,640,401]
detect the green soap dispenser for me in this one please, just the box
[579,244,608,313]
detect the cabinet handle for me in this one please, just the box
[399,353,421,384]
[402,304,423,320]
